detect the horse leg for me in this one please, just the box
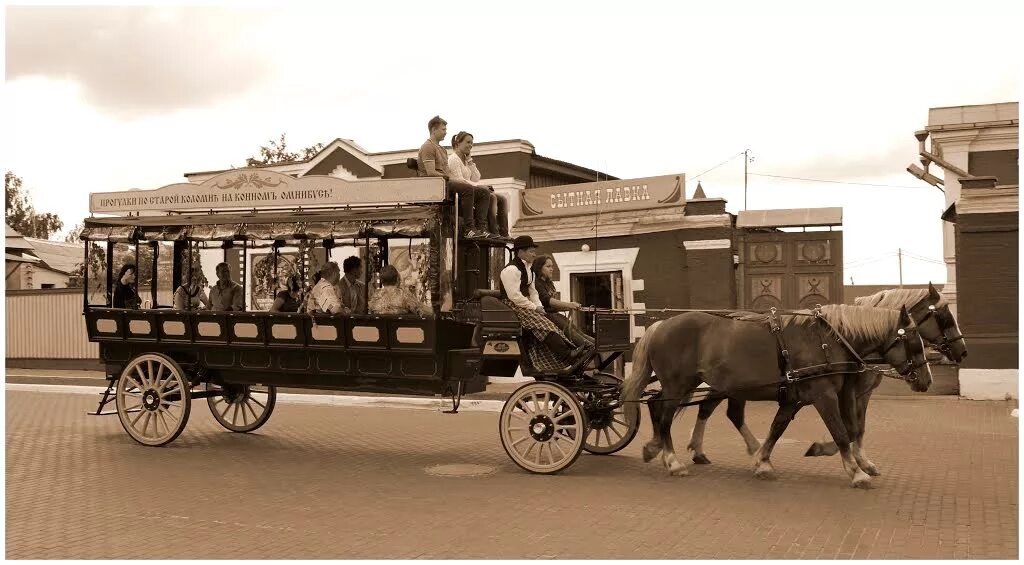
[851,387,880,476]
[752,401,802,480]
[687,398,722,464]
[659,402,689,476]
[726,398,761,455]
[812,391,871,488]
[641,394,665,463]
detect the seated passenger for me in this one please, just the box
[448,131,511,240]
[417,115,491,239]
[270,274,303,313]
[310,262,348,314]
[209,262,244,312]
[500,236,588,371]
[369,265,432,317]
[337,256,367,315]
[531,254,594,350]
[173,272,211,311]
[111,263,141,309]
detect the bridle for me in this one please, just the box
[880,326,928,381]
[908,300,966,359]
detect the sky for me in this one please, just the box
[3,0,1021,285]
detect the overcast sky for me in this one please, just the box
[4,1,1020,284]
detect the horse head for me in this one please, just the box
[878,305,932,392]
[906,282,967,364]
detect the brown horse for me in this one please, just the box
[620,304,930,487]
[685,283,965,472]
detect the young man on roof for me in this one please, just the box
[417,115,492,239]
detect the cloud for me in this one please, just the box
[6,6,270,119]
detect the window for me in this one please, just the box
[41,283,55,289]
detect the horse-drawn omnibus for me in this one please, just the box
[81,170,638,474]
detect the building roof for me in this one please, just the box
[6,224,35,252]
[736,207,843,228]
[22,237,81,275]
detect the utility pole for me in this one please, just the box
[743,149,750,211]
[898,248,903,288]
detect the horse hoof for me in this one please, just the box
[852,475,872,489]
[642,445,661,463]
[804,443,824,457]
[692,454,712,465]
[669,465,689,477]
[754,466,776,480]
[864,464,881,477]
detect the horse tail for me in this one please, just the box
[620,320,662,427]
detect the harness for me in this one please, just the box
[908,301,966,358]
[768,306,868,403]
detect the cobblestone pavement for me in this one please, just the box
[5,390,1018,559]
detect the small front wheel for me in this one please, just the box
[207,383,276,433]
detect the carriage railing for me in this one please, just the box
[84,307,441,352]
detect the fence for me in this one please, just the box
[6,289,97,359]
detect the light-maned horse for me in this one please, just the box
[685,283,966,472]
[620,304,931,488]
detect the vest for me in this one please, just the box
[499,258,530,300]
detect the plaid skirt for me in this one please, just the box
[502,299,574,373]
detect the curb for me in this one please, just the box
[5,383,507,413]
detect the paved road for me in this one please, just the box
[5,389,1018,559]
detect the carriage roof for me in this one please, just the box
[80,170,448,242]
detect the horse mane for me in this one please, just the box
[718,305,898,346]
[853,288,944,309]
[815,304,899,345]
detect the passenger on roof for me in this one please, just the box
[309,262,348,314]
[448,131,511,240]
[173,271,211,311]
[417,115,492,239]
[209,262,244,311]
[499,236,589,372]
[112,263,141,309]
[369,265,432,317]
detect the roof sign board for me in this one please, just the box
[519,173,685,220]
[736,207,843,228]
[89,170,446,215]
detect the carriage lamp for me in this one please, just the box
[581,244,590,252]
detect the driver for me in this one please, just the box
[499,236,588,372]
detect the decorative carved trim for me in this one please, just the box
[683,239,731,250]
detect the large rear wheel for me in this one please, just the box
[116,353,191,447]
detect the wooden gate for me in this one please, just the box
[739,231,844,310]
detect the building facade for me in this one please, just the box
[908,102,1018,399]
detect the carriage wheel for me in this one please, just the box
[499,382,587,474]
[206,383,277,433]
[583,401,640,455]
[115,353,191,447]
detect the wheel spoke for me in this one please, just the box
[611,416,628,427]
[516,400,534,416]
[220,400,233,420]
[589,428,602,446]
[240,401,250,426]
[602,428,613,446]
[609,424,625,441]
[134,366,148,389]
[549,438,567,460]
[510,435,530,448]
[244,400,260,422]
[521,440,537,461]
[535,442,546,465]
[248,396,267,411]
[232,402,242,425]
[553,410,575,423]
[123,401,143,412]
[130,407,147,427]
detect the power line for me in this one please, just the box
[690,152,746,182]
[748,172,929,190]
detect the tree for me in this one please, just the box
[245,133,324,167]
[5,171,64,239]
